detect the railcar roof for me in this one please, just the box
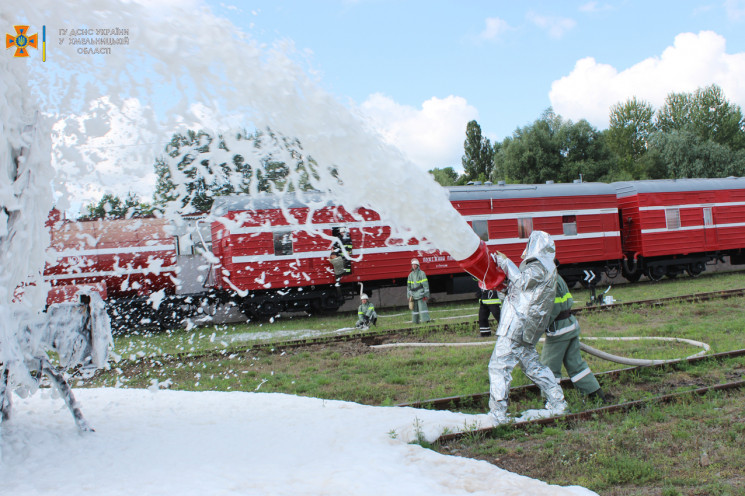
[446,182,616,201]
[613,177,745,198]
[211,192,334,216]
[211,182,617,214]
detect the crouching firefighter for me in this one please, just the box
[355,293,377,329]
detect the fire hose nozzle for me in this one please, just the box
[457,240,506,291]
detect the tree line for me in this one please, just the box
[80,128,318,219]
[81,84,744,219]
[433,84,745,186]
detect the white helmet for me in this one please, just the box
[360,293,369,300]
[411,258,419,266]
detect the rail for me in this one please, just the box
[436,378,745,443]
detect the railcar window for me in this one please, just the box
[562,215,577,236]
[665,208,681,230]
[471,220,489,241]
[273,231,294,255]
[703,207,713,226]
[517,218,533,238]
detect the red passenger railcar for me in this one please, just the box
[208,182,623,317]
[614,178,745,281]
[449,182,622,286]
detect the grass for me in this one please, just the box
[449,391,745,495]
[80,270,745,495]
[93,295,745,403]
[109,270,745,361]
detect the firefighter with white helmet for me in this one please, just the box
[355,293,377,329]
[487,231,567,423]
[407,258,430,324]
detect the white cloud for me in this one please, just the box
[578,2,612,13]
[549,31,745,129]
[480,17,512,41]
[359,94,478,171]
[526,11,576,39]
[219,3,241,12]
[725,0,745,20]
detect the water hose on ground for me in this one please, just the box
[578,336,710,366]
[371,336,711,367]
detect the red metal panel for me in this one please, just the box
[46,281,107,305]
[630,186,745,257]
[44,216,177,300]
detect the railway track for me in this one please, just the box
[407,348,745,443]
[436,378,745,443]
[173,287,745,360]
[572,287,745,315]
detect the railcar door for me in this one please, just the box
[174,220,214,294]
[331,226,353,275]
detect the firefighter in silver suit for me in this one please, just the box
[487,230,567,423]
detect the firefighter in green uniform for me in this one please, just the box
[355,293,377,329]
[407,258,430,324]
[541,271,609,402]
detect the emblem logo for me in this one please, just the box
[6,25,38,57]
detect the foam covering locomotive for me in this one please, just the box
[43,177,745,328]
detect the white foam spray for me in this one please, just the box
[2,0,485,402]
[9,0,480,259]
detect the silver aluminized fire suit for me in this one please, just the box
[488,230,567,422]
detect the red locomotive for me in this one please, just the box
[42,177,745,327]
[44,210,186,328]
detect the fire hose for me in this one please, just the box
[371,336,711,366]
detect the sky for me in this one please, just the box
[209,0,745,172]
[0,388,597,495]
[9,0,744,209]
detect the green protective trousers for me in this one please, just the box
[541,334,600,396]
[411,298,430,324]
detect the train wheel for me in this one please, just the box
[308,292,343,315]
[239,303,257,320]
[686,262,705,277]
[623,271,642,283]
[254,301,282,320]
[646,266,665,282]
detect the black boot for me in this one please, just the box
[588,389,614,404]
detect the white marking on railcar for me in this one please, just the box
[639,201,745,211]
[642,221,745,234]
[50,244,175,259]
[224,208,619,235]
[230,231,620,264]
[45,267,178,281]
